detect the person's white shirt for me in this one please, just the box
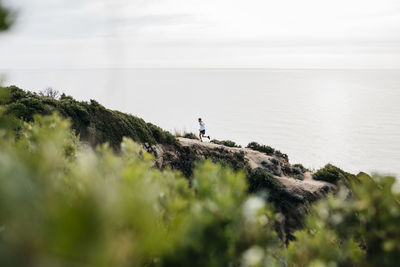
[199,121,205,131]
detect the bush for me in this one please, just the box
[247,142,275,155]
[10,97,48,121]
[274,150,288,160]
[147,122,177,145]
[183,132,199,140]
[1,86,177,149]
[4,102,28,120]
[280,164,309,180]
[204,147,247,172]
[246,168,284,194]
[246,142,289,160]
[211,139,241,148]
[313,164,356,184]
[292,164,309,173]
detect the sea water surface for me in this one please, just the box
[2,68,400,177]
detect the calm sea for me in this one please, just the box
[2,68,400,177]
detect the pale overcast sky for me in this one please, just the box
[1,0,400,69]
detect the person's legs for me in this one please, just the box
[201,134,210,140]
[200,130,206,141]
[202,130,210,140]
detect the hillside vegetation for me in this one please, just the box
[1,86,176,149]
[0,86,399,266]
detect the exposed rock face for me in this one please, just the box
[145,138,337,243]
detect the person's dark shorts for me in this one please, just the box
[200,130,206,134]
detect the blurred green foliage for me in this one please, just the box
[0,110,282,266]
[287,174,400,267]
[0,0,14,32]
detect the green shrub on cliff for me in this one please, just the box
[313,164,356,184]
[292,163,309,173]
[1,86,177,149]
[274,150,288,160]
[247,142,275,155]
[211,139,242,148]
[247,142,288,160]
[247,168,284,194]
[183,132,199,140]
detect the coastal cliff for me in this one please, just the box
[146,137,337,242]
[1,86,350,242]
[2,86,398,266]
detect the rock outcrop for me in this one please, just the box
[146,137,337,243]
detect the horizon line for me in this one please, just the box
[2,67,400,71]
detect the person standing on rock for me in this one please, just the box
[198,118,210,142]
